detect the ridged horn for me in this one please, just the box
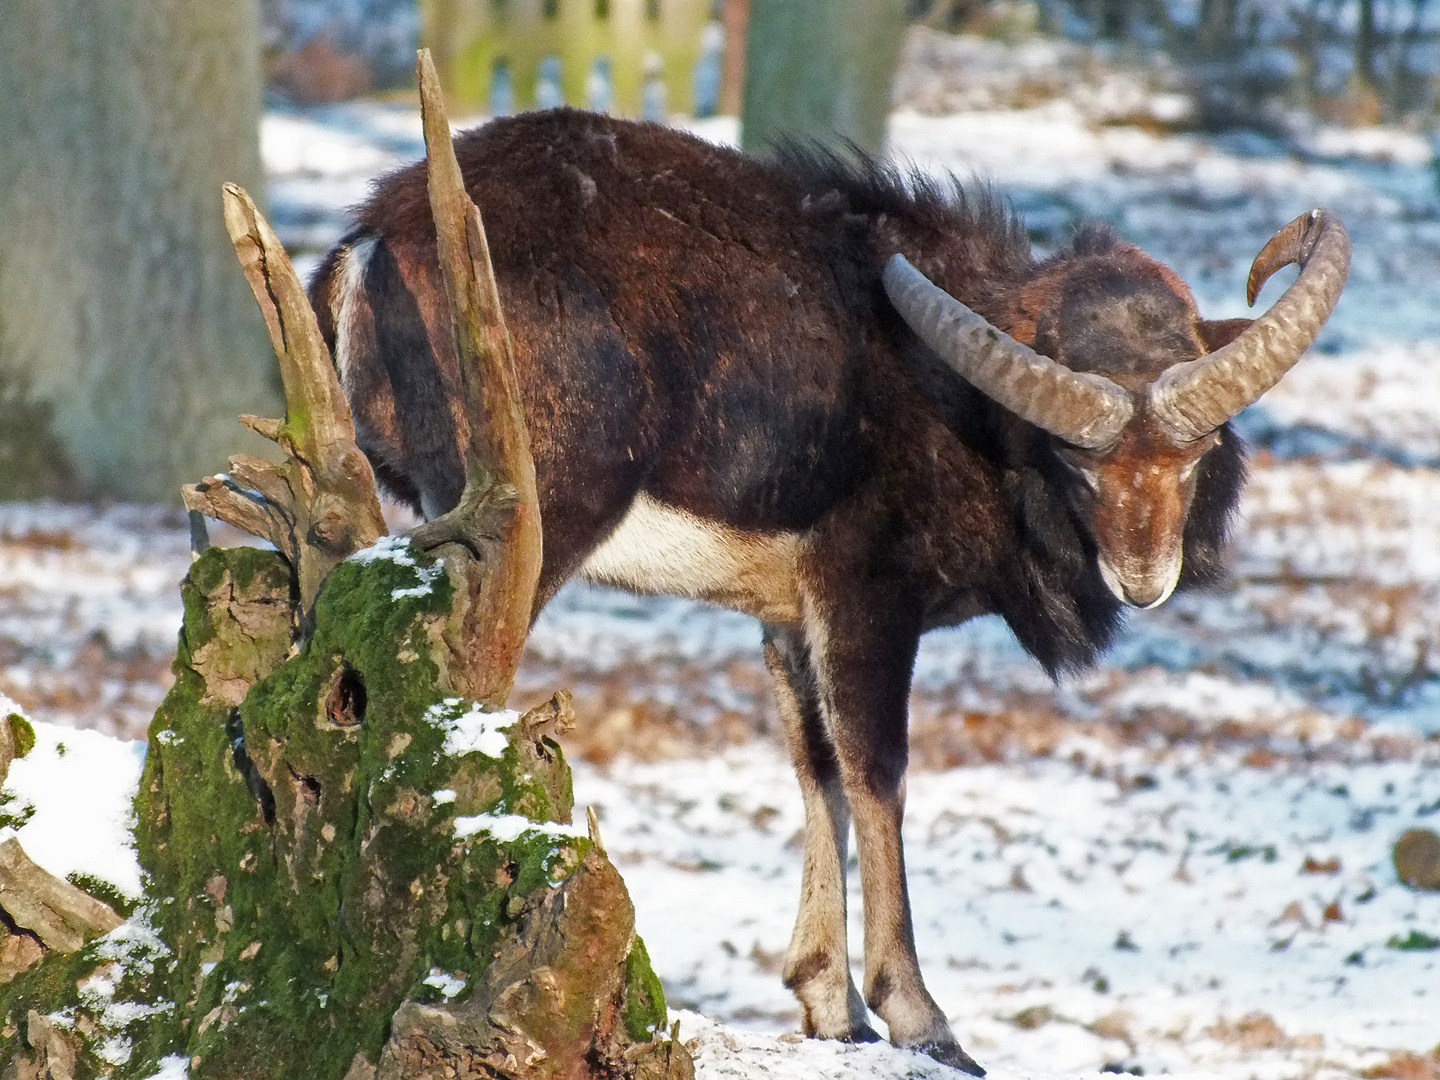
[1148,209,1350,443]
[883,254,1134,450]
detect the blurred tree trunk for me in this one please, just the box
[0,0,277,501]
[1355,0,1378,87]
[1093,0,1131,41]
[1197,0,1238,55]
[740,0,909,156]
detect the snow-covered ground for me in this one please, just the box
[3,40,1440,1079]
[3,706,1436,1078]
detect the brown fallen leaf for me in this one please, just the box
[1361,1049,1440,1080]
[1207,1012,1288,1051]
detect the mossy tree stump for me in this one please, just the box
[0,53,690,1080]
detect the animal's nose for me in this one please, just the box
[1120,580,1168,610]
[1097,552,1181,610]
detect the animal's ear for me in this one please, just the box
[1196,318,1252,353]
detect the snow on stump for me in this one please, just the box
[1,706,125,988]
[0,51,690,1080]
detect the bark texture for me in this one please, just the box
[0,0,278,499]
[0,547,687,1078]
[182,184,387,615]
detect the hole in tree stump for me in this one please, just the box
[289,766,323,806]
[324,665,368,728]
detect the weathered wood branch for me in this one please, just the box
[0,838,121,955]
[410,49,543,706]
[183,56,540,701]
[181,184,386,612]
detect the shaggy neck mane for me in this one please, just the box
[771,141,1035,295]
[994,445,1127,676]
[766,142,1244,678]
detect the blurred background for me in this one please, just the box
[3,5,1439,1073]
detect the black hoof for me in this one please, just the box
[915,1040,987,1076]
[844,1024,882,1044]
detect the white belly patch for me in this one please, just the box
[579,494,802,625]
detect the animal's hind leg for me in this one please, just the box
[762,626,876,1043]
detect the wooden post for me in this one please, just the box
[412,49,543,705]
[182,186,387,615]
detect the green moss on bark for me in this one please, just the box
[0,542,686,1080]
[623,936,668,1042]
[6,712,35,759]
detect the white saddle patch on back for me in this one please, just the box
[580,494,802,625]
[330,235,378,386]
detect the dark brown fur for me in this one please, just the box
[310,109,1248,1071]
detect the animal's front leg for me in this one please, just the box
[802,588,986,1076]
[763,626,876,1043]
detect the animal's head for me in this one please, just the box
[885,210,1350,608]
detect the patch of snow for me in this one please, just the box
[1105,670,1310,724]
[96,1035,133,1066]
[453,812,584,843]
[348,533,444,600]
[0,713,145,898]
[678,114,741,148]
[425,698,519,760]
[422,967,467,1000]
[140,1055,190,1080]
[577,746,1440,1076]
[432,788,457,805]
[1292,125,1435,167]
[0,503,189,656]
[71,920,175,1067]
[261,111,403,178]
[94,908,174,980]
[678,1010,960,1079]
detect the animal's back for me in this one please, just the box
[314,110,885,600]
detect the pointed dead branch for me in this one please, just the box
[182,184,386,612]
[410,49,543,705]
[184,59,541,701]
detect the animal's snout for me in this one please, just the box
[1097,550,1182,610]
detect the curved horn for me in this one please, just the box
[1148,209,1350,443]
[883,254,1134,450]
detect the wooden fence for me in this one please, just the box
[419,0,742,118]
